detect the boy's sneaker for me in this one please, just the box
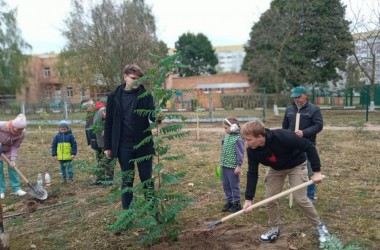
[221,201,233,212]
[317,223,330,244]
[259,229,280,243]
[69,177,74,183]
[62,179,67,184]
[228,202,241,213]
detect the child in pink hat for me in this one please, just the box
[0,114,28,198]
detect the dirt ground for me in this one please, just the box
[2,124,379,249]
[150,222,315,250]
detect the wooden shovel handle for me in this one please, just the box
[220,176,325,223]
[1,153,30,184]
[295,112,300,131]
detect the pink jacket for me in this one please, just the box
[0,121,26,161]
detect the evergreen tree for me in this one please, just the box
[175,32,218,77]
[243,0,353,93]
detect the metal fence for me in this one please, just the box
[0,87,379,124]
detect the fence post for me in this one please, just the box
[208,93,213,122]
[64,101,68,120]
[21,102,25,114]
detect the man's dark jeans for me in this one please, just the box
[117,142,154,209]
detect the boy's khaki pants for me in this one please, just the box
[264,161,320,227]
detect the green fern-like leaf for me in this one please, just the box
[160,124,185,134]
[162,154,186,161]
[134,108,152,117]
[153,162,164,173]
[132,154,154,164]
[161,171,187,184]
[162,131,191,140]
[134,135,153,149]
[157,144,170,156]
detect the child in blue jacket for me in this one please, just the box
[52,120,77,183]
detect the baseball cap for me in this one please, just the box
[290,86,308,98]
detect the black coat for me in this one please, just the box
[104,84,155,158]
[282,101,323,144]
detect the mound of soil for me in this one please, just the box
[150,219,309,250]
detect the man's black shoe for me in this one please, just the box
[221,201,233,212]
[228,202,242,213]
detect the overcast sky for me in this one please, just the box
[6,0,376,55]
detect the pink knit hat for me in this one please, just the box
[12,114,27,129]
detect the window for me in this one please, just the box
[54,88,62,103]
[67,87,73,98]
[204,88,211,94]
[80,88,85,99]
[44,67,51,78]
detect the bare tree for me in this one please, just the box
[346,0,380,111]
[57,0,167,92]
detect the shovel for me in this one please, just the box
[1,153,48,201]
[205,177,324,229]
[289,113,301,208]
[0,193,9,249]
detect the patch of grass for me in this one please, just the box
[6,216,27,227]
[3,112,380,249]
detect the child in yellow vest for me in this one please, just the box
[51,121,77,183]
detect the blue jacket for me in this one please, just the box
[52,129,77,160]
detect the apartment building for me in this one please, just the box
[349,31,380,85]
[214,45,245,73]
[17,53,91,106]
[168,45,246,73]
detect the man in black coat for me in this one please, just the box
[104,64,155,210]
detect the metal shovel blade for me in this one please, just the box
[204,219,222,229]
[0,153,48,201]
[27,184,48,200]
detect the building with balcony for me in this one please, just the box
[214,45,245,73]
[349,31,380,85]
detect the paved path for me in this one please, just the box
[184,125,380,132]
